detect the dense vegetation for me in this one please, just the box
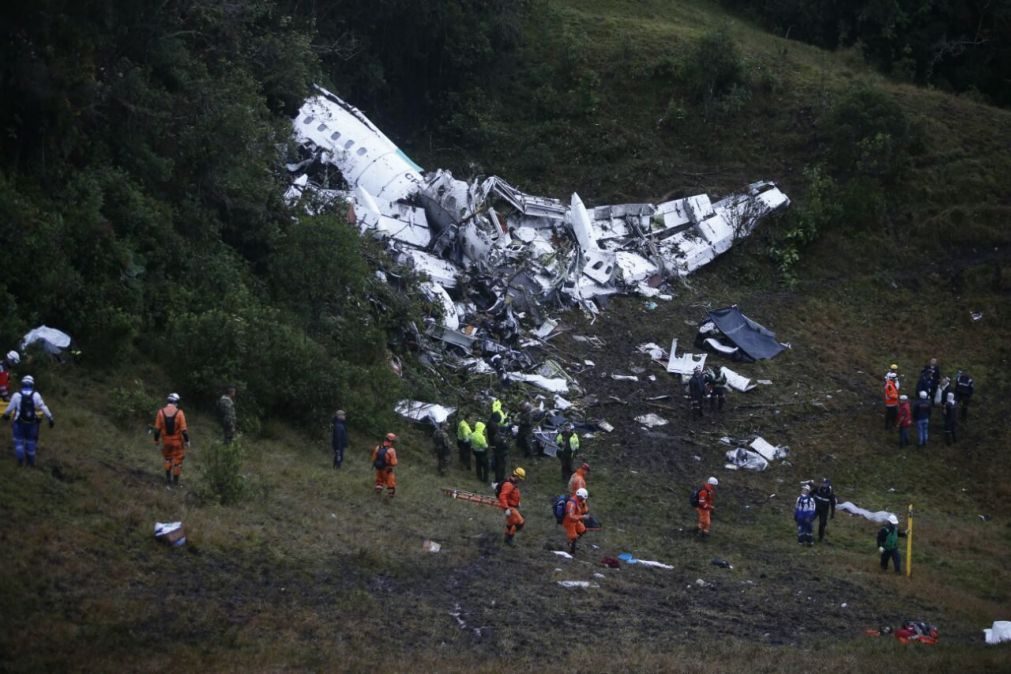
[723,0,1011,106]
[0,0,529,429]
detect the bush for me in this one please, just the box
[769,166,841,284]
[200,439,247,506]
[823,85,920,184]
[680,29,751,120]
[105,384,160,431]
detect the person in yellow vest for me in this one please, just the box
[488,399,510,484]
[456,417,472,471]
[153,393,190,486]
[470,421,489,484]
[555,423,580,484]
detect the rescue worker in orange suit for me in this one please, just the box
[696,476,718,537]
[153,393,190,486]
[568,462,590,497]
[564,487,590,554]
[883,372,899,429]
[499,467,526,545]
[371,433,399,497]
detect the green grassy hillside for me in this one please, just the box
[2,0,1010,671]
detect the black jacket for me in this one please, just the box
[331,418,348,452]
[814,484,836,515]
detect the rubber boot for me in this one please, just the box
[173,474,180,487]
[504,534,514,546]
[568,540,577,555]
[165,470,172,486]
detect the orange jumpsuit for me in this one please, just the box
[371,443,398,495]
[696,483,715,534]
[154,404,189,477]
[564,496,588,542]
[567,467,588,496]
[498,478,525,538]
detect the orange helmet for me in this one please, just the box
[385,432,397,442]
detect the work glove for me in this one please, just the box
[504,509,512,517]
[48,418,55,429]
[878,547,885,554]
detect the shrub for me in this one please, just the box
[823,85,920,184]
[200,439,247,506]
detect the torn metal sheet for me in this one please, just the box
[720,366,756,392]
[637,342,667,362]
[506,373,569,393]
[395,400,457,424]
[420,282,459,331]
[725,448,769,472]
[666,337,707,375]
[749,437,788,462]
[635,413,669,428]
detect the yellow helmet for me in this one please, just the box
[512,467,526,480]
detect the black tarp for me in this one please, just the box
[706,306,786,361]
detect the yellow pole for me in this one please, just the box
[905,503,914,577]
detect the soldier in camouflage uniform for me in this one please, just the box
[217,385,237,444]
[432,422,451,476]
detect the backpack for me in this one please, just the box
[552,495,568,524]
[373,445,388,469]
[18,392,36,423]
[689,487,701,508]
[162,409,177,436]
[495,480,507,498]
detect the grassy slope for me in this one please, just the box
[2,0,1011,671]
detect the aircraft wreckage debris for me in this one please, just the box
[284,86,791,437]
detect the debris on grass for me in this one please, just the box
[154,521,186,547]
[557,580,597,589]
[984,620,1011,644]
[617,552,674,569]
[422,540,442,553]
[635,413,669,428]
[711,558,733,569]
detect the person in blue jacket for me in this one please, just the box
[2,375,55,467]
[794,484,817,546]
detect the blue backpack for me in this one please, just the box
[552,495,569,524]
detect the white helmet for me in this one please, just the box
[21,375,34,387]
[708,477,719,486]
[167,393,180,404]
[6,350,19,365]
[576,488,588,499]
[888,514,899,525]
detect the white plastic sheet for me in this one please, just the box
[721,366,756,392]
[836,501,895,524]
[21,326,71,354]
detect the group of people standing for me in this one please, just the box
[449,399,582,488]
[883,360,974,447]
